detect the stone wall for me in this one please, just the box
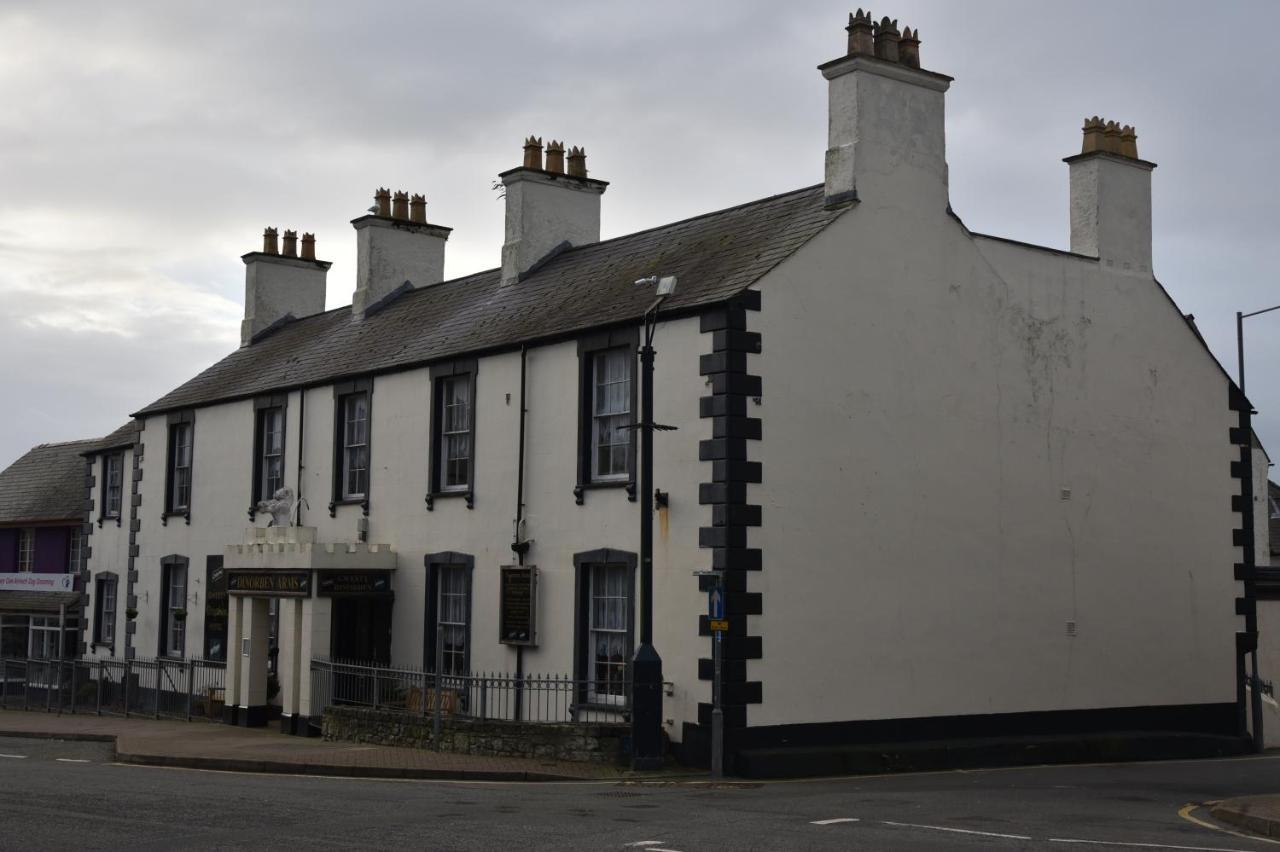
[322,706,628,765]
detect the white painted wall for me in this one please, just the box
[84,446,133,659]
[749,195,1239,727]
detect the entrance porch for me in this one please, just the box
[222,526,395,733]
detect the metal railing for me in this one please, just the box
[310,658,633,725]
[0,656,226,721]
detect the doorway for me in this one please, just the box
[329,597,392,665]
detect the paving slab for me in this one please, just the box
[0,709,653,781]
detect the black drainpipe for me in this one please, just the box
[513,345,529,716]
[296,388,306,526]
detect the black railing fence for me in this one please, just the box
[0,656,226,721]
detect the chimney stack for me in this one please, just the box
[241,228,330,346]
[500,135,608,286]
[820,11,950,209]
[1065,116,1155,274]
[351,188,452,317]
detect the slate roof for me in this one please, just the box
[0,440,96,525]
[84,422,138,456]
[135,184,844,416]
[0,590,81,614]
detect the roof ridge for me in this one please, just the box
[241,184,825,341]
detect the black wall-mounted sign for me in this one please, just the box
[204,556,228,661]
[317,571,393,597]
[227,570,311,597]
[499,565,537,646]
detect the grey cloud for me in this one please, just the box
[1,0,1278,467]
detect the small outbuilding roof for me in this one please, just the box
[83,422,139,456]
[0,439,96,525]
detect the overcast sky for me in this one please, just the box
[1,0,1278,470]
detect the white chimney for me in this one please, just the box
[351,188,452,318]
[819,11,951,210]
[500,137,607,285]
[1066,118,1154,274]
[241,228,330,347]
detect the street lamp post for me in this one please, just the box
[1236,302,1280,754]
[631,275,677,770]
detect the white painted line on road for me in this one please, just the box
[881,820,1031,840]
[55,758,91,764]
[624,844,665,848]
[1048,837,1258,852]
[0,753,28,759]
[811,818,860,825]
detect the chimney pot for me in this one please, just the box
[846,9,875,55]
[392,190,410,220]
[545,140,566,174]
[263,227,279,255]
[282,229,298,257]
[301,232,316,261]
[410,193,427,223]
[566,146,588,178]
[374,188,391,217]
[523,136,544,170]
[1120,125,1138,159]
[899,25,920,68]
[873,17,900,62]
[1081,116,1106,154]
[1103,121,1123,155]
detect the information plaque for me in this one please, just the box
[499,565,538,646]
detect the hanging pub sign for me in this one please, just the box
[499,564,537,646]
[317,571,392,597]
[204,556,228,661]
[227,570,311,597]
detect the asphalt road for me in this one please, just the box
[1,736,1280,851]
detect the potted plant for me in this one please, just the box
[125,607,138,620]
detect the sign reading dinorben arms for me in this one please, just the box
[0,573,75,592]
[227,570,311,597]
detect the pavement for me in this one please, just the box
[0,709,667,781]
[1213,793,1280,839]
[4,738,1280,850]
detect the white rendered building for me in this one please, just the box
[79,13,1255,772]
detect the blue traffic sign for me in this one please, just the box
[708,587,724,620]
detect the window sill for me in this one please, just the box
[98,515,122,528]
[570,700,632,720]
[573,480,637,505]
[327,498,370,518]
[161,510,190,527]
[425,490,473,511]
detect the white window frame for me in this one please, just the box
[69,528,83,572]
[259,406,285,499]
[163,563,187,658]
[439,376,472,492]
[587,563,630,705]
[591,348,632,482]
[169,423,193,512]
[437,565,469,676]
[16,528,33,572]
[96,575,117,645]
[341,393,369,500]
[104,452,123,518]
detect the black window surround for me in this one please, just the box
[424,552,474,675]
[92,572,118,649]
[251,394,289,510]
[330,378,373,517]
[572,548,637,710]
[427,359,478,510]
[159,554,189,659]
[575,328,639,505]
[163,411,195,525]
[99,451,124,527]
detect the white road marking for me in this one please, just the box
[0,753,28,759]
[1049,839,1258,852]
[881,820,1032,840]
[55,758,91,764]
[624,845,665,849]
[810,818,860,825]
